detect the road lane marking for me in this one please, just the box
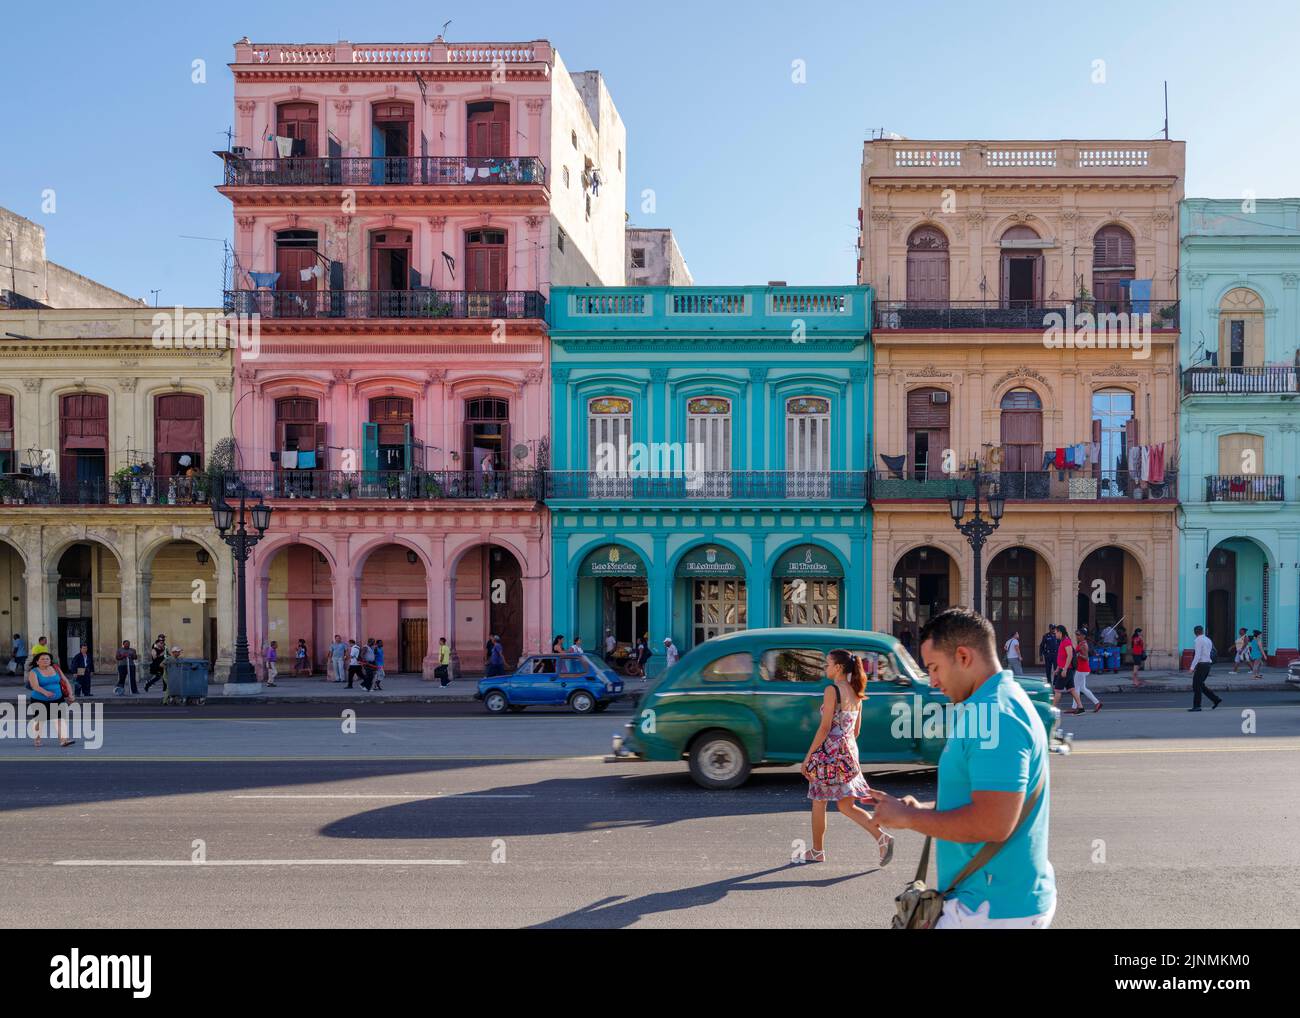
[229,793,533,799]
[1071,744,1300,755]
[0,754,611,763]
[54,858,467,867]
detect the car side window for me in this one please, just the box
[560,658,584,674]
[699,652,754,682]
[862,651,908,685]
[761,648,827,683]
[532,657,557,674]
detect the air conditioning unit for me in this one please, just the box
[931,391,950,405]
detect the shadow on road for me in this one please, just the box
[527,864,874,928]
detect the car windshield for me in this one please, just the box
[893,645,930,685]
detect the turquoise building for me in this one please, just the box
[546,285,873,673]
[1178,198,1300,664]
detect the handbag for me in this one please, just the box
[891,774,1045,929]
[58,668,75,702]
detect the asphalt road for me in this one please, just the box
[1,696,1296,928]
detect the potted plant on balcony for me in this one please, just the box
[421,473,443,499]
[111,466,132,504]
[0,478,13,505]
[1157,304,1176,325]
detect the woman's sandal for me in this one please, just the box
[797,849,826,864]
[876,831,895,867]
[59,740,77,748]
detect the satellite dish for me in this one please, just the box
[512,444,530,461]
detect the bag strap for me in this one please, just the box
[831,683,841,708]
[937,773,1045,897]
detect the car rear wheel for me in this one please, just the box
[483,690,508,714]
[688,731,750,790]
[569,690,596,714]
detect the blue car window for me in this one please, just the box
[560,658,585,674]
[532,658,557,674]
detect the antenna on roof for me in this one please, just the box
[1162,81,1169,140]
[438,20,452,41]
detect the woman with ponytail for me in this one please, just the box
[797,649,894,866]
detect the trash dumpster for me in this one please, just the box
[161,658,209,705]
[1103,648,1121,672]
[1088,652,1104,673]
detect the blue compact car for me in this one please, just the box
[476,653,625,714]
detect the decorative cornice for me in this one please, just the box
[332,99,352,114]
[991,365,1053,393]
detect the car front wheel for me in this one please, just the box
[688,731,750,790]
[569,690,596,714]
[483,690,508,714]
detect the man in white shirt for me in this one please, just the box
[1003,632,1022,675]
[1188,625,1222,712]
[345,639,363,689]
[604,630,617,664]
[663,637,679,668]
[329,634,347,683]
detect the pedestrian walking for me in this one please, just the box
[70,643,94,697]
[604,629,617,664]
[10,632,26,675]
[1248,630,1264,678]
[1129,628,1146,687]
[551,634,565,654]
[375,639,386,686]
[1231,628,1248,674]
[1039,626,1059,683]
[294,638,311,677]
[1072,628,1102,714]
[346,639,363,688]
[1050,626,1081,714]
[1188,625,1221,712]
[663,637,679,669]
[797,648,893,866]
[634,634,652,675]
[114,639,139,695]
[1003,631,1022,676]
[872,607,1055,929]
[436,636,452,686]
[31,635,50,659]
[362,639,378,690]
[144,635,167,692]
[485,636,506,678]
[569,636,583,654]
[329,635,346,683]
[264,641,278,686]
[26,651,76,748]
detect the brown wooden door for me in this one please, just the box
[1000,409,1043,473]
[465,230,507,292]
[154,393,203,479]
[467,101,509,158]
[276,103,319,156]
[488,548,523,670]
[59,393,109,500]
[906,227,949,305]
[400,618,428,674]
[906,388,950,478]
[276,238,318,294]
[986,548,1037,664]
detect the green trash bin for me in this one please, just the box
[162,658,209,705]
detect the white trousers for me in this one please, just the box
[935,897,1056,929]
[1073,670,1100,705]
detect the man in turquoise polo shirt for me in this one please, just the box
[873,606,1055,928]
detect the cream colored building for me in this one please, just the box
[861,139,1184,668]
[0,307,236,676]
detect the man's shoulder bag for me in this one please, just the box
[890,774,1045,929]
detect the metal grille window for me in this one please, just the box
[693,579,747,646]
[686,397,731,497]
[785,396,830,497]
[781,579,840,627]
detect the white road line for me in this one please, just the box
[54,859,467,867]
[229,793,533,799]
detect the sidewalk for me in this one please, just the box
[1011,665,1295,694]
[0,671,655,704]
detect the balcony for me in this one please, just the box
[1205,475,1284,503]
[1183,366,1299,396]
[220,155,547,188]
[0,475,216,507]
[221,469,542,502]
[870,469,1176,503]
[874,299,1180,331]
[544,471,868,503]
[866,139,1184,180]
[223,289,545,321]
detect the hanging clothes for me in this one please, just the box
[272,135,294,158]
[1140,445,1151,482]
[1148,443,1164,484]
[1055,448,1066,469]
[297,450,316,469]
[1127,445,1141,481]
[280,450,298,469]
[1089,442,1100,467]
[1042,450,1055,471]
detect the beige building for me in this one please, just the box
[1,207,145,310]
[0,307,236,675]
[626,227,693,286]
[860,139,1184,668]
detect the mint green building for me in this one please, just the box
[546,286,872,673]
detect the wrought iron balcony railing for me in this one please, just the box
[219,469,543,502]
[223,289,545,320]
[1204,474,1284,503]
[870,469,1177,502]
[874,299,1180,331]
[0,474,217,507]
[544,471,868,502]
[221,155,547,188]
[1183,366,1299,395]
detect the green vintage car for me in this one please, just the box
[610,627,1068,789]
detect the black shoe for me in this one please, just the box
[1212,699,1222,710]
[1188,707,1202,712]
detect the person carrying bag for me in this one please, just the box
[891,775,1044,929]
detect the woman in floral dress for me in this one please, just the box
[798,649,894,866]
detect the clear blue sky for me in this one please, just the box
[1,0,1296,303]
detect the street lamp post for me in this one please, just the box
[212,483,272,695]
[948,468,1005,615]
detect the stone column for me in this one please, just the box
[647,534,670,674]
[424,533,448,680]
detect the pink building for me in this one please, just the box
[218,38,626,676]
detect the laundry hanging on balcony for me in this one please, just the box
[1125,442,1168,483]
[879,453,907,478]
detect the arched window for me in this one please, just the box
[1218,287,1266,370]
[464,398,511,475]
[999,388,1043,487]
[588,396,633,497]
[1092,388,1135,496]
[785,397,831,496]
[365,397,415,472]
[466,100,509,159]
[1093,225,1135,313]
[686,397,732,497]
[906,226,949,305]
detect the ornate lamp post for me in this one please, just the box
[212,485,272,695]
[948,469,1005,614]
